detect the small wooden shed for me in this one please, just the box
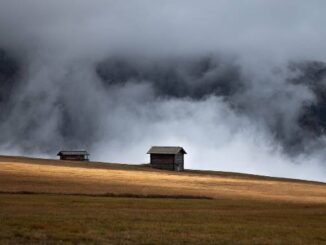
[57,151,90,161]
[147,146,187,171]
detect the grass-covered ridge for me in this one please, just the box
[0,155,325,244]
[0,155,325,203]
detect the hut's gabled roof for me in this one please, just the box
[57,150,89,156]
[147,146,187,155]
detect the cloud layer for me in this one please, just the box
[0,1,326,181]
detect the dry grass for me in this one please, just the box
[0,155,326,244]
[0,155,325,204]
[0,194,325,245]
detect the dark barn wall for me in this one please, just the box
[150,154,175,170]
[60,155,87,161]
[175,153,184,171]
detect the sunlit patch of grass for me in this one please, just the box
[0,156,325,204]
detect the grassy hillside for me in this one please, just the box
[0,155,325,244]
[0,155,325,203]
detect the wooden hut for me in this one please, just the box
[147,146,186,171]
[57,151,90,161]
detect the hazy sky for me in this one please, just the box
[1,1,326,60]
[0,1,326,181]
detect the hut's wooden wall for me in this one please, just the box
[175,153,184,171]
[60,155,87,161]
[150,154,175,170]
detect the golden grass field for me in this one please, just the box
[0,155,326,244]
